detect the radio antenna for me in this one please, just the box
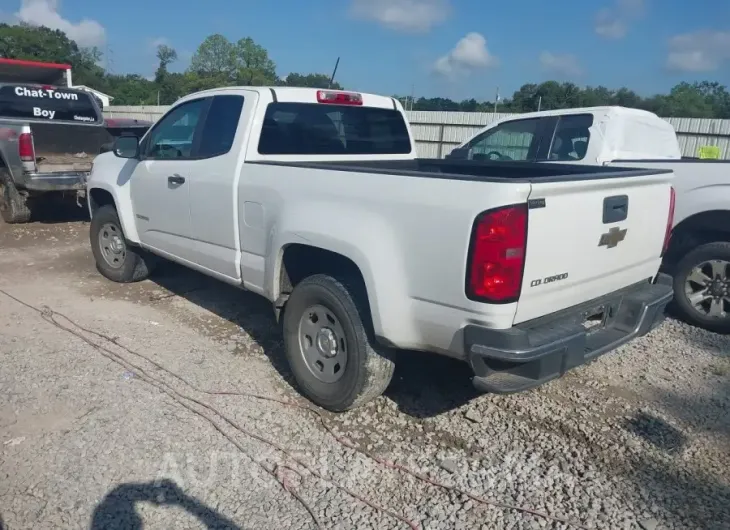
[328,57,340,88]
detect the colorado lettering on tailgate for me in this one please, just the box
[530,272,569,288]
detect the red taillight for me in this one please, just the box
[661,186,676,257]
[18,132,35,162]
[316,90,363,106]
[466,204,528,303]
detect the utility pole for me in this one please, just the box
[493,86,500,114]
[537,96,542,112]
[409,84,415,111]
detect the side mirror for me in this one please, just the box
[113,135,140,159]
[446,147,473,160]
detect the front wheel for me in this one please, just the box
[90,205,156,283]
[283,274,395,411]
[672,241,730,333]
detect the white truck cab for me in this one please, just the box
[88,91,675,411]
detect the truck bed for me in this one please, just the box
[253,158,669,182]
[36,151,93,173]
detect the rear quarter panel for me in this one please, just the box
[238,164,531,354]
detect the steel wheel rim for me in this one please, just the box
[298,304,348,383]
[684,259,730,319]
[98,222,127,269]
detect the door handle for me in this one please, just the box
[603,195,629,223]
[168,175,185,185]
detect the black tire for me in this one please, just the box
[282,274,395,411]
[90,204,155,283]
[672,241,730,333]
[0,174,31,224]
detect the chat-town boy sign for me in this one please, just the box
[0,84,101,124]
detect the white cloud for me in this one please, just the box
[432,32,498,79]
[595,0,645,39]
[666,30,730,72]
[349,0,450,33]
[539,52,583,77]
[15,0,105,47]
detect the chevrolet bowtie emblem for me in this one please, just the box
[598,227,627,248]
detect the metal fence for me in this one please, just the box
[104,106,730,159]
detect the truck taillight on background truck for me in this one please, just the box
[18,131,36,171]
[661,186,676,257]
[466,204,528,303]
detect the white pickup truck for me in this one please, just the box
[87,88,675,411]
[450,106,730,333]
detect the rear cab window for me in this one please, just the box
[258,102,412,155]
[0,84,103,125]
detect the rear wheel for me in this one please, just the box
[0,174,31,224]
[90,205,156,283]
[672,242,730,333]
[283,274,395,411]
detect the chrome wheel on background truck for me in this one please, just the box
[672,242,730,334]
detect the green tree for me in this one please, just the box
[153,44,183,104]
[154,44,177,82]
[0,23,104,86]
[282,72,342,90]
[233,37,277,85]
[189,34,236,80]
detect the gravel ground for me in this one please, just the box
[0,217,728,530]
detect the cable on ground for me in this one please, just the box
[0,288,589,530]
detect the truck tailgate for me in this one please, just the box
[514,171,673,324]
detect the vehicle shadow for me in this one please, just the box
[150,263,480,418]
[621,376,730,528]
[150,263,296,389]
[90,479,243,529]
[628,455,730,529]
[30,195,89,224]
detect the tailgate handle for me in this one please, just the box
[603,195,628,223]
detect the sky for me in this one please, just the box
[3,0,730,101]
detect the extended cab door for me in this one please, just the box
[187,92,257,280]
[130,97,210,262]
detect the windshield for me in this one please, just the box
[258,102,412,155]
[0,84,103,125]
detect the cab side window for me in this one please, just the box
[197,95,245,158]
[547,114,593,161]
[144,99,207,160]
[465,118,541,161]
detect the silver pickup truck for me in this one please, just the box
[0,83,144,223]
